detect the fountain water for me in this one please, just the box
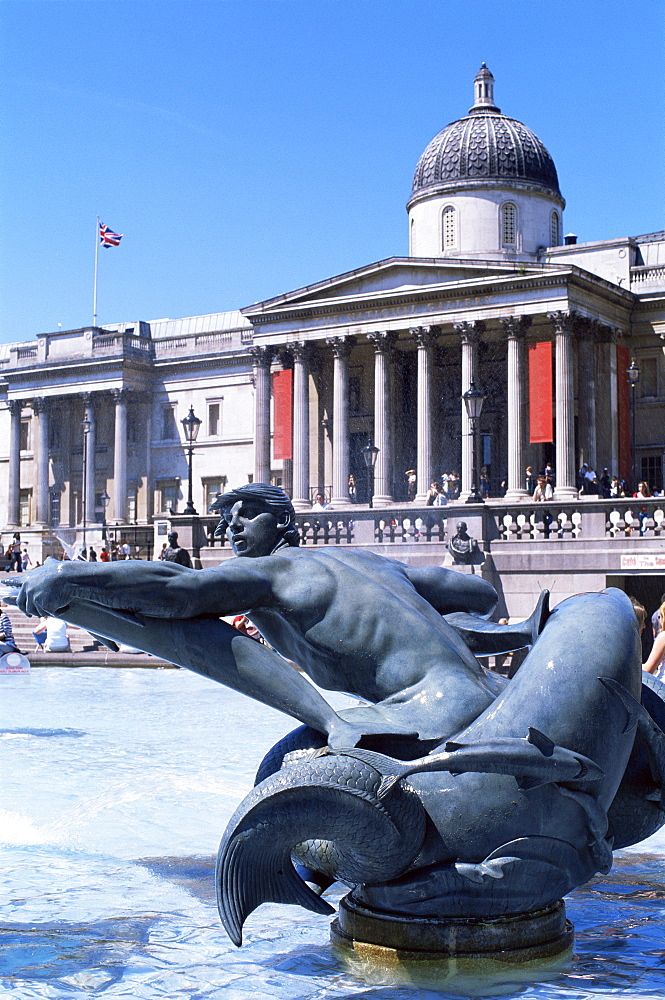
[1,666,664,999]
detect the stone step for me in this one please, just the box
[0,605,170,666]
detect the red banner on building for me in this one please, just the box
[272,369,293,461]
[528,341,553,443]
[617,343,631,486]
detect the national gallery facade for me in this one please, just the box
[2,67,664,610]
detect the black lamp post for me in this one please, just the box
[362,439,379,508]
[100,490,110,542]
[181,406,202,515]
[81,416,91,557]
[627,358,640,493]
[463,381,486,504]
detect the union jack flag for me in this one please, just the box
[99,222,123,248]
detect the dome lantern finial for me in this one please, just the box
[469,63,501,115]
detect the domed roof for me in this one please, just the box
[410,65,561,202]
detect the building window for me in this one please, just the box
[203,477,227,512]
[550,211,560,247]
[208,401,222,437]
[49,421,61,450]
[127,489,138,524]
[19,489,32,527]
[501,203,517,247]
[641,455,663,493]
[640,357,658,397]
[442,206,456,249]
[161,404,178,441]
[20,418,31,452]
[128,412,139,444]
[156,480,180,513]
[49,490,61,527]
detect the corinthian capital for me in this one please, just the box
[547,311,577,336]
[326,335,355,359]
[500,315,532,340]
[32,397,50,416]
[290,341,312,364]
[249,345,274,368]
[367,331,397,354]
[454,320,485,345]
[409,325,439,349]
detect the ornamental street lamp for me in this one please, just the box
[81,416,91,558]
[100,489,110,542]
[362,439,379,508]
[181,406,202,516]
[462,381,486,504]
[627,358,640,493]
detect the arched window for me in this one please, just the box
[501,202,517,247]
[442,205,456,249]
[550,211,560,247]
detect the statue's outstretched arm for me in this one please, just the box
[14,560,415,749]
[405,565,497,618]
[16,558,273,621]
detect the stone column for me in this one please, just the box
[82,394,97,524]
[368,332,396,507]
[327,336,354,505]
[250,347,274,484]
[549,312,578,499]
[411,326,438,504]
[577,319,598,468]
[144,397,154,522]
[6,400,23,528]
[33,398,50,527]
[501,315,532,500]
[454,321,484,499]
[601,326,621,476]
[291,343,311,510]
[111,389,128,524]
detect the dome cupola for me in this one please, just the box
[408,66,565,261]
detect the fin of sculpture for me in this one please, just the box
[444,589,551,655]
[216,750,427,945]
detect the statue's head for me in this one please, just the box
[210,483,300,557]
[167,531,179,547]
[456,521,468,536]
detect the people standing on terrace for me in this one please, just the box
[533,476,553,502]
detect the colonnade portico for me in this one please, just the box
[5,387,147,538]
[251,309,623,507]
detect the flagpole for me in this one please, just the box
[93,217,100,327]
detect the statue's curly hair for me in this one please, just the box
[210,483,300,546]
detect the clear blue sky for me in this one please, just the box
[1,0,663,343]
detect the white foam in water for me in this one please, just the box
[1,666,664,999]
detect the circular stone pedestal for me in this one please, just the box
[331,895,573,963]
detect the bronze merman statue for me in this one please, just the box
[10,483,665,952]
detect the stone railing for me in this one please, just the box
[166,498,665,557]
[495,498,665,542]
[631,265,665,290]
[153,327,251,359]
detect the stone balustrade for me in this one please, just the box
[166,497,665,559]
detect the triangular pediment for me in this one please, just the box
[242,256,547,315]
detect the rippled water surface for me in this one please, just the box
[1,667,664,999]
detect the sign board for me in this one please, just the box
[0,652,30,675]
[620,553,665,571]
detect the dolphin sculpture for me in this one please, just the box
[216,588,665,944]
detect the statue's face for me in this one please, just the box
[226,500,282,558]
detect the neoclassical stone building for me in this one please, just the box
[2,65,664,609]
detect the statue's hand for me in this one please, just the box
[328,705,419,750]
[17,559,75,619]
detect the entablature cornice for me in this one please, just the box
[245,266,634,339]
